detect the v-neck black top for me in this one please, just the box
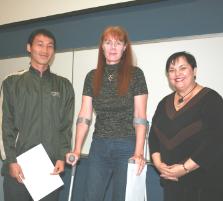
[149,87,223,188]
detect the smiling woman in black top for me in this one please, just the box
[149,51,223,201]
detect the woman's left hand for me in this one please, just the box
[130,155,146,175]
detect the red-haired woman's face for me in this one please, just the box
[102,35,126,65]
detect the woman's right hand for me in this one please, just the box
[66,152,79,166]
[155,161,169,174]
[152,152,168,174]
[156,162,179,181]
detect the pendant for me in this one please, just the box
[108,74,113,82]
[178,98,184,104]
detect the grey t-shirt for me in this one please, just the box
[83,64,148,138]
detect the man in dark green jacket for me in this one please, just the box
[0,29,75,201]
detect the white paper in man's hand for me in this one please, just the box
[17,144,64,201]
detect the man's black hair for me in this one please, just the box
[27,28,56,49]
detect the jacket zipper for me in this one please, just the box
[40,75,43,143]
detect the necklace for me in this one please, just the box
[177,83,197,104]
[105,64,119,82]
[105,71,116,82]
[108,73,114,82]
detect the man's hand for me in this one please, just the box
[9,163,24,183]
[51,160,65,175]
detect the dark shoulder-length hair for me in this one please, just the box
[93,26,133,96]
[166,51,197,72]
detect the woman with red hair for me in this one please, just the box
[67,26,148,201]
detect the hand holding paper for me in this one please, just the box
[16,144,64,201]
[8,162,24,183]
[51,160,65,175]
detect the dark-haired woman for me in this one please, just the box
[149,51,223,201]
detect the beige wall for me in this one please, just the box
[0,0,135,25]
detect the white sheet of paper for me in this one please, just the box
[16,144,64,201]
[125,163,147,201]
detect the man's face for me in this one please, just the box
[27,34,55,69]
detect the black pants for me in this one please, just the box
[164,181,223,201]
[3,175,60,201]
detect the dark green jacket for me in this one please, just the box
[0,67,74,173]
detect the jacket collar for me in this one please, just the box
[29,66,51,78]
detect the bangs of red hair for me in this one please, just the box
[101,26,127,43]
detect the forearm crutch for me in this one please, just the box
[68,155,76,201]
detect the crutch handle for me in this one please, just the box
[69,155,75,162]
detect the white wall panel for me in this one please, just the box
[72,49,98,154]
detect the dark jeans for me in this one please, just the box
[3,175,60,201]
[84,136,135,201]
